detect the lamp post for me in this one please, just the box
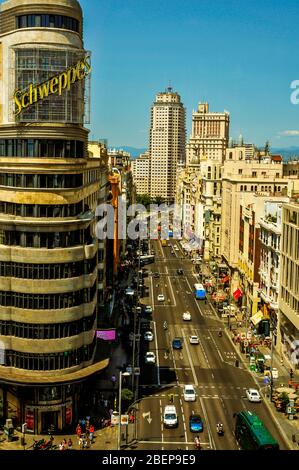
[118,371,130,450]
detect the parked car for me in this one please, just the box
[157,294,165,302]
[153,272,160,278]
[183,385,196,402]
[189,414,203,432]
[189,335,199,344]
[145,352,156,364]
[246,388,261,403]
[163,405,178,428]
[144,305,153,314]
[172,338,183,349]
[144,331,154,342]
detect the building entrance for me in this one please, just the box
[41,411,59,434]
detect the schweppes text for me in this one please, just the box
[14,56,91,116]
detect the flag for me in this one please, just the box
[233,288,243,300]
[221,275,230,283]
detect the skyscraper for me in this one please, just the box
[0,0,105,434]
[149,87,186,203]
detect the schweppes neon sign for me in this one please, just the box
[13,55,91,116]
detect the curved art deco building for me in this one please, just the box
[0,0,107,433]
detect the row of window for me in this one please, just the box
[0,201,84,218]
[0,255,97,280]
[17,14,79,32]
[0,173,83,189]
[0,311,96,339]
[0,283,96,309]
[0,139,84,159]
[0,229,93,249]
[2,338,96,371]
[240,185,285,192]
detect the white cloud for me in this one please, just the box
[279,130,299,136]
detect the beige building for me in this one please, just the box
[278,201,299,370]
[183,102,229,260]
[0,0,108,434]
[132,151,150,195]
[149,87,186,202]
[186,102,229,164]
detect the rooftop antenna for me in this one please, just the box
[167,80,173,93]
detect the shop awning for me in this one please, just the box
[251,310,264,326]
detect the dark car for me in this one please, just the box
[153,272,160,278]
[177,269,183,275]
[172,338,183,349]
[189,414,203,432]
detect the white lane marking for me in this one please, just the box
[182,330,198,386]
[165,266,177,307]
[153,320,160,387]
[158,240,165,258]
[199,396,215,450]
[138,440,211,445]
[160,399,164,450]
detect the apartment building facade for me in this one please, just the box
[131,151,150,196]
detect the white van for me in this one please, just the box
[163,405,178,428]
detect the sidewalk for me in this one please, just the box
[200,261,299,450]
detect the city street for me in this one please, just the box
[135,239,288,450]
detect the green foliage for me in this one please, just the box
[121,388,134,402]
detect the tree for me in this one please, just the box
[121,388,134,403]
[136,194,152,208]
[153,196,165,206]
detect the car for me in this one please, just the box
[144,305,153,314]
[189,335,199,344]
[145,352,156,364]
[271,367,279,379]
[174,245,179,251]
[167,243,172,248]
[153,272,160,278]
[125,287,135,296]
[170,250,174,255]
[157,294,165,302]
[172,338,183,349]
[189,414,203,432]
[177,269,183,275]
[163,405,178,428]
[144,331,154,342]
[183,385,196,402]
[182,311,192,321]
[246,388,261,402]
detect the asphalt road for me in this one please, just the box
[135,239,287,450]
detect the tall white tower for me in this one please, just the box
[149,87,186,202]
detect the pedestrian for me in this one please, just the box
[111,374,116,386]
[104,399,108,408]
[79,437,83,449]
[76,423,82,439]
[81,417,86,432]
[59,441,65,451]
[67,438,73,450]
[100,417,105,428]
[83,437,88,449]
[89,424,94,443]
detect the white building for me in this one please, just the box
[131,152,150,195]
[149,87,186,202]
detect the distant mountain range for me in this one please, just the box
[271,147,299,161]
[111,146,299,161]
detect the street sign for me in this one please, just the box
[134,367,140,376]
[111,412,119,425]
[126,365,133,374]
[121,415,129,425]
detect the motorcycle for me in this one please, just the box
[216,424,224,436]
[194,436,201,450]
[163,322,168,330]
[218,330,222,337]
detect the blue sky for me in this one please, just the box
[80,0,299,149]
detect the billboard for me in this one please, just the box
[96,329,116,341]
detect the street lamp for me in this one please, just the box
[118,371,130,450]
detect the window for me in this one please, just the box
[238,169,242,175]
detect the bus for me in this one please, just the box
[234,411,279,450]
[194,283,206,300]
[140,254,155,266]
